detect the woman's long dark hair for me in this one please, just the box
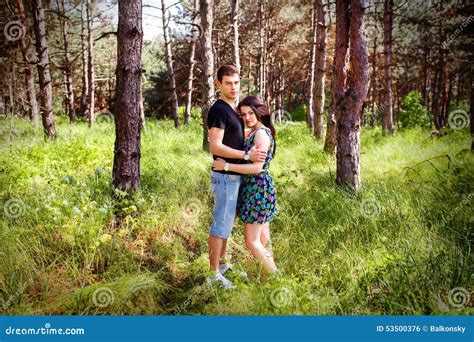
[237,95,276,156]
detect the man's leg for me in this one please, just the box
[220,238,228,262]
[208,173,240,274]
[209,234,225,273]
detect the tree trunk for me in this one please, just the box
[307,1,317,133]
[112,0,143,193]
[184,0,199,125]
[81,3,88,118]
[470,68,473,151]
[325,0,350,155]
[200,0,215,152]
[9,62,16,116]
[0,71,4,115]
[382,0,394,135]
[443,74,453,126]
[139,79,145,130]
[314,0,328,139]
[370,35,377,127]
[31,0,56,139]
[213,25,220,70]
[257,0,265,97]
[231,0,240,73]
[17,0,39,129]
[59,0,76,124]
[86,0,95,127]
[161,0,180,128]
[247,54,252,93]
[422,46,430,107]
[335,0,370,191]
[432,0,445,130]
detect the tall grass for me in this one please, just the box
[0,116,472,315]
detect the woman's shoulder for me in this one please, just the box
[254,127,272,144]
[256,127,273,140]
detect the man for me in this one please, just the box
[206,65,266,288]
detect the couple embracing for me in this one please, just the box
[206,65,278,289]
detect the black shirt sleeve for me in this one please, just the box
[207,105,226,129]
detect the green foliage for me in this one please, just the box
[290,104,307,122]
[0,116,472,315]
[398,91,430,129]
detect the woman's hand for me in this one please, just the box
[213,158,226,171]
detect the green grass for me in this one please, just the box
[0,115,472,315]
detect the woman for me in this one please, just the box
[213,95,278,273]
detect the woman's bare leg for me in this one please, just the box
[245,223,277,273]
[260,222,270,246]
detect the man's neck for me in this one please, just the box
[219,96,237,109]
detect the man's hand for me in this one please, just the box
[248,144,267,162]
[213,158,226,171]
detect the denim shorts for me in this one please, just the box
[209,171,242,239]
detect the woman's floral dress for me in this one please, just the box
[238,126,278,224]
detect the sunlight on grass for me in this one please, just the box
[0,116,472,315]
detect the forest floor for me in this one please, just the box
[0,115,473,315]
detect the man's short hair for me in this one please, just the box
[217,65,239,82]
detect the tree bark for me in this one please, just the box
[139,79,145,130]
[200,0,215,152]
[112,0,143,193]
[86,0,95,127]
[31,0,56,139]
[370,35,377,127]
[17,0,39,129]
[231,0,240,73]
[335,0,370,191]
[307,1,317,133]
[470,68,473,151]
[325,0,350,155]
[422,46,430,107]
[58,0,76,124]
[80,2,88,118]
[314,0,328,139]
[161,0,180,128]
[382,0,394,135]
[432,0,445,130]
[184,0,199,125]
[257,0,265,97]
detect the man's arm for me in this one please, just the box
[213,130,271,174]
[209,127,266,161]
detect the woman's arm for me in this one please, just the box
[209,127,266,162]
[213,130,270,175]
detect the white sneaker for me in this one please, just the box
[206,273,236,290]
[218,262,233,275]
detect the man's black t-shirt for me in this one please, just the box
[207,99,245,175]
